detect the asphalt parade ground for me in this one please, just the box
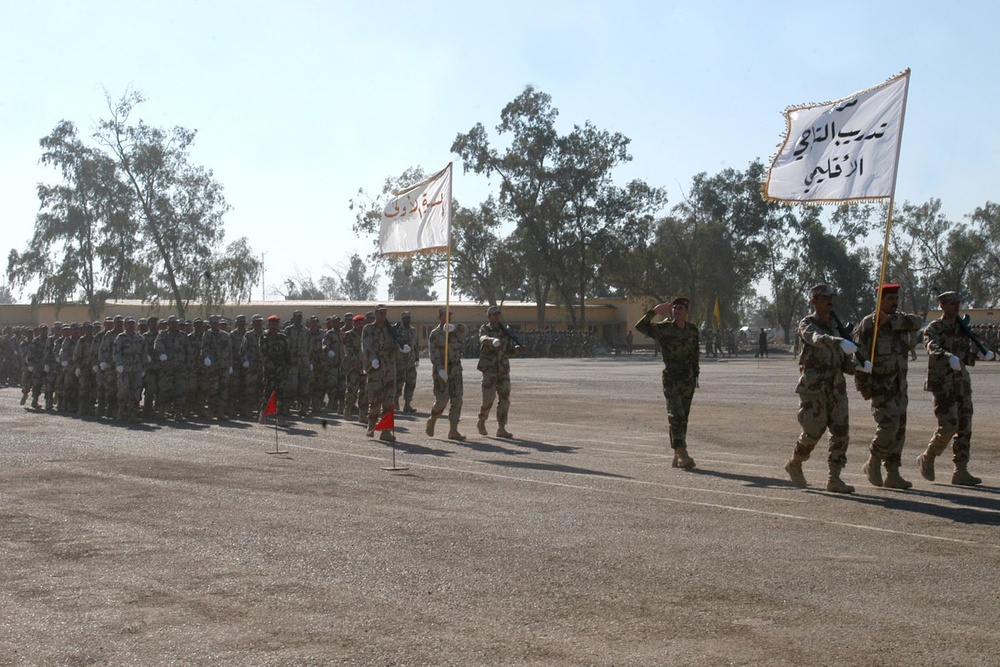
[2,354,1000,666]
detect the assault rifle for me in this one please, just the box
[830,310,868,367]
[498,321,523,347]
[957,314,990,357]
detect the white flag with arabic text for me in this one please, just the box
[378,164,452,256]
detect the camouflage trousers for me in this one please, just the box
[310,363,327,410]
[661,375,695,450]
[116,369,143,419]
[158,368,187,417]
[431,368,463,425]
[366,365,396,429]
[205,368,229,418]
[262,371,287,418]
[59,367,79,413]
[794,388,850,466]
[343,369,367,416]
[228,366,249,417]
[77,367,98,415]
[143,367,159,415]
[285,363,310,412]
[395,362,417,406]
[926,388,974,464]
[324,365,343,412]
[479,370,512,427]
[869,389,909,466]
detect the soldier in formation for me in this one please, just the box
[476,305,522,439]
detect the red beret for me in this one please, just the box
[267,315,281,323]
[878,283,901,294]
[352,314,366,323]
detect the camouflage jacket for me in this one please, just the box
[322,328,344,369]
[395,324,418,367]
[853,310,922,398]
[429,324,463,377]
[283,323,311,368]
[342,329,364,374]
[634,311,699,382]
[113,332,147,372]
[795,314,855,395]
[923,317,977,394]
[201,328,232,370]
[362,322,398,372]
[241,329,264,371]
[154,329,188,372]
[260,331,291,376]
[477,322,520,374]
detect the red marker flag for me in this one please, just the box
[373,408,394,432]
[259,391,277,424]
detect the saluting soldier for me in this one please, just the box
[917,291,994,485]
[634,297,700,469]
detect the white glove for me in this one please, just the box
[309,364,314,371]
[92,365,99,373]
[856,360,873,374]
[28,365,34,373]
[74,368,81,377]
[444,323,456,333]
[438,368,448,381]
[371,358,380,370]
[414,358,420,366]
[204,357,212,367]
[948,355,962,371]
[978,350,995,361]
[159,353,168,361]
[100,361,108,371]
[43,364,50,372]
[492,338,502,348]
[402,344,411,354]
[116,364,124,374]
[243,360,250,368]
[327,349,335,357]
[839,339,857,355]
[61,360,68,367]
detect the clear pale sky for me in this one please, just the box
[2,0,997,301]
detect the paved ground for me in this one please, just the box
[2,354,999,666]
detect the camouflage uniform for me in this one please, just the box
[394,317,419,412]
[476,314,521,436]
[240,317,265,419]
[57,324,81,413]
[321,319,345,414]
[154,318,189,420]
[919,306,985,485]
[260,323,292,420]
[792,313,858,466]
[362,312,399,435]
[201,317,232,419]
[342,321,367,419]
[427,321,465,437]
[73,324,99,416]
[635,308,699,455]
[99,318,124,418]
[854,306,922,472]
[307,320,326,412]
[186,320,206,418]
[113,320,146,422]
[228,317,249,418]
[25,327,48,409]
[42,325,61,410]
[284,314,311,417]
[141,318,159,417]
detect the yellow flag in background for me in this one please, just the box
[713,297,722,331]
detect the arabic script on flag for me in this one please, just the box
[764,70,909,203]
[379,163,452,256]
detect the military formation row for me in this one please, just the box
[4,305,526,441]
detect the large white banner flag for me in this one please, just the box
[379,163,452,256]
[764,70,909,203]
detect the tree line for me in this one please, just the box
[10,87,1000,335]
